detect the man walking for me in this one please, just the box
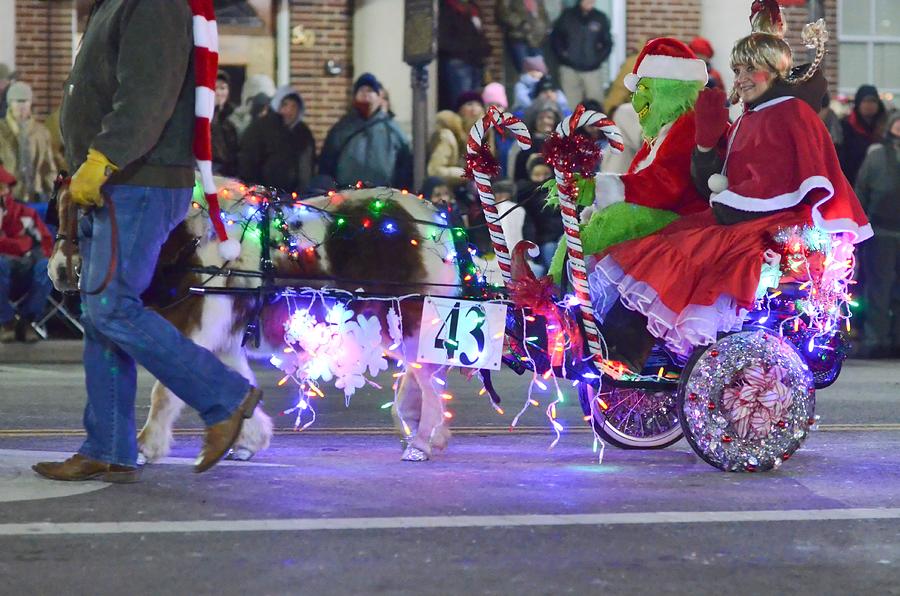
[33,0,261,483]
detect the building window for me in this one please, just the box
[838,0,900,94]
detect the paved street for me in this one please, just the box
[1,345,899,595]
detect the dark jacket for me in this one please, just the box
[854,114,900,231]
[319,109,412,188]
[839,85,887,186]
[438,0,492,65]
[550,6,612,72]
[60,0,195,188]
[211,102,239,177]
[517,181,562,245]
[496,0,550,49]
[239,111,316,192]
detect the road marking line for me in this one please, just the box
[2,508,900,537]
[0,449,290,468]
[2,423,900,438]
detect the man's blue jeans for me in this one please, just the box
[0,254,52,323]
[77,185,250,467]
[439,58,483,110]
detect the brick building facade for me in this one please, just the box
[12,0,841,144]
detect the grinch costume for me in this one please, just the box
[588,7,871,359]
[549,38,708,283]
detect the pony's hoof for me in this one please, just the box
[225,447,254,461]
[136,452,148,466]
[401,446,429,462]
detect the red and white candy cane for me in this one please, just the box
[553,108,623,361]
[467,106,531,283]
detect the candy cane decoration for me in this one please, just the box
[467,106,532,284]
[553,107,623,361]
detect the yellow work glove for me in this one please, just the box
[70,148,118,208]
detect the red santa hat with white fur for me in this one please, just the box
[624,38,709,92]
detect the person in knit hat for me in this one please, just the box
[839,84,887,185]
[33,0,262,483]
[512,54,549,112]
[319,72,412,187]
[0,164,53,344]
[0,81,56,201]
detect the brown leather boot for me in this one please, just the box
[32,453,140,483]
[19,320,41,343]
[194,387,263,473]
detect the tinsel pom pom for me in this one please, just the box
[542,132,601,178]
[465,144,501,180]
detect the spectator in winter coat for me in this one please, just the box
[239,86,316,193]
[839,84,887,185]
[517,154,561,274]
[319,73,413,188]
[512,55,548,112]
[818,92,843,148]
[509,98,562,181]
[496,0,551,73]
[855,112,900,358]
[550,0,613,106]
[528,75,571,115]
[211,71,239,176]
[0,63,13,119]
[0,165,52,343]
[227,73,276,139]
[438,0,492,110]
[0,82,56,201]
[421,175,465,228]
[427,110,468,190]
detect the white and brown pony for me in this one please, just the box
[50,182,465,462]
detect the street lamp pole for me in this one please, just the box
[403,0,438,192]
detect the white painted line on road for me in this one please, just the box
[2,508,900,537]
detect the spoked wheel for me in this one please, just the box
[677,329,816,472]
[578,381,683,449]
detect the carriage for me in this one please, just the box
[473,105,853,472]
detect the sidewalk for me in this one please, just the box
[0,340,83,364]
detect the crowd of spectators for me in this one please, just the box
[0,0,897,354]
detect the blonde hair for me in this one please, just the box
[730,33,793,79]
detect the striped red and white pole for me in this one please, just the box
[553,108,623,360]
[467,106,531,284]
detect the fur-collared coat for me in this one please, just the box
[426,110,467,188]
[0,113,56,201]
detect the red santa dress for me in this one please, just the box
[589,95,872,356]
[594,109,710,216]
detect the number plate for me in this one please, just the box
[417,297,508,370]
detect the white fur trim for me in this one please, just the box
[195,87,216,120]
[192,15,219,53]
[594,174,626,209]
[811,212,874,243]
[633,122,673,173]
[218,238,242,261]
[711,175,833,213]
[624,73,640,92]
[627,55,709,92]
[750,96,793,112]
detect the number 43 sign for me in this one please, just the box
[417,297,508,370]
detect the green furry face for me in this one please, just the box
[631,78,703,140]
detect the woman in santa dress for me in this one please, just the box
[589,12,872,370]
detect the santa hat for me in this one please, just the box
[190,0,241,261]
[624,38,709,92]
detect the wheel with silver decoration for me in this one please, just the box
[578,381,683,449]
[677,329,816,472]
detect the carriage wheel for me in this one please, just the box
[677,329,816,472]
[578,381,683,449]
